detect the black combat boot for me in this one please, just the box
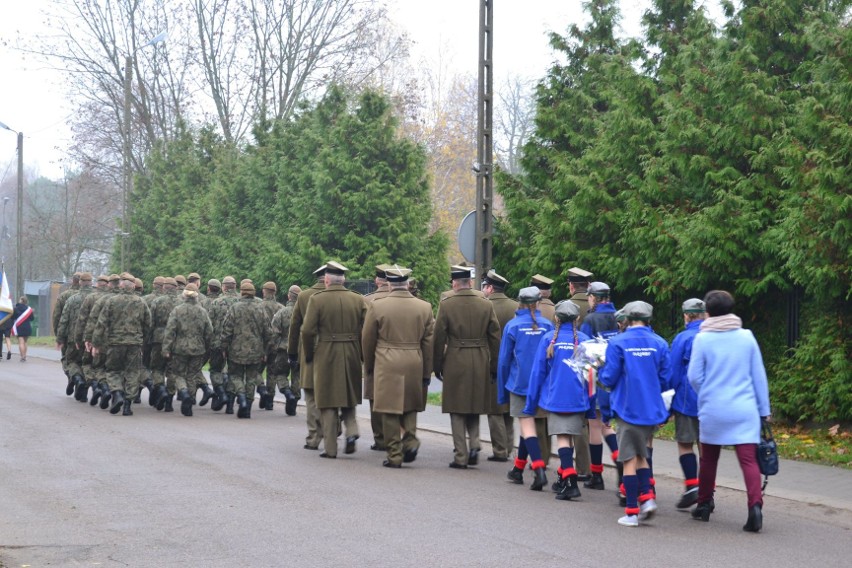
[122,399,133,416]
[199,385,215,406]
[211,386,226,411]
[556,474,582,501]
[256,386,270,410]
[530,467,548,491]
[283,387,298,416]
[584,472,605,490]
[246,399,254,419]
[74,376,88,402]
[155,386,169,411]
[507,467,524,484]
[89,382,102,406]
[225,393,235,415]
[179,389,194,417]
[133,392,141,403]
[147,380,158,406]
[66,375,76,396]
[109,391,125,415]
[236,393,249,418]
[99,383,112,409]
[163,394,174,412]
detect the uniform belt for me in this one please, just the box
[448,338,485,348]
[318,334,358,342]
[377,340,420,350]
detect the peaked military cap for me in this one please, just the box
[555,300,580,321]
[483,269,509,288]
[588,281,611,296]
[450,265,472,280]
[312,264,328,277]
[530,274,554,290]
[623,300,653,320]
[567,267,593,283]
[385,265,411,282]
[375,264,392,279]
[682,298,706,313]
[518,286,542,304]
[325,261,348,275]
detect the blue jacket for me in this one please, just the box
[497,309,553,404]
[579,303,619,340]
[525,324,591,414]
[667,320,701,417]
[688,328,770,445]
[598,325,670,426]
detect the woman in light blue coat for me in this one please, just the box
[688,290,770,533]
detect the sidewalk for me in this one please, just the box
[24,345,852,512]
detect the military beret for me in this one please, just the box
[375,264,392,279]
[555,300,580,321]
[530,274,554,290]
[187,272,201,282]
[623,300,653,320]
[518,286,542,304]
[682,298,706,313]
[80,272,94,282]
[262,281,277,292]
[240,281,256,293]
[222,276,237,285]
[134,278,143,289]
[325,261,348,275]
[163,277,177,286]
[174,275,187,285]
[185,283,199,293]
[153,276,165,285]
[207,278,222,289]
[385,266,411,282]
[483,269,509,288]
[312,264,327,277]
[588,281,611,296]
[119,272,135,283]
[72,271,82,278]
[450,265,472,280]
[567,267,593,283]
[108,273,120,282]
[240,279,253,287]
[288,285,302,295]
[97,275,110,283]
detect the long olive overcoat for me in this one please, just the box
[362,284,391,400]
[486,292,518,415]
[287,280,324,390]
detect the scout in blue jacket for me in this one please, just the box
[526,300,590,500]
[598,301,670,528]
[498,287,553,491]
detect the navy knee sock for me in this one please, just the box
[604,433,618,453]
[623,474,639,514]
[558,447,575,477]
[517,436,528,461]
[590,443,604,473]
[525,436,544,469]
[637,467,653,498]
[680,453,698,486]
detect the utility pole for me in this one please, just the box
[474,0,493,289]
[16,132,23,299]
[122,54,132,273]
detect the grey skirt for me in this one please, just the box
[547,411,584,436]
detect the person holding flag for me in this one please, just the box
[1,268,16,360]
[11,295,34,361]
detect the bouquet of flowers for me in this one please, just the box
[566,337,609,397]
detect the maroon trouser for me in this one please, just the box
[698,443,763,508]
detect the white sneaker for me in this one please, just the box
[618,514,639,527]
[639,498,658,520]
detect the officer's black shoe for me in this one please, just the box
[66,376,76,396]
[319,452,336,459]
[507,467,524,484]
[468,449,479,466]
[99,384,112,409]
[584,472,605,490]
[163,395,174,413]
[556,475,582,501]
[122,399,133,416]
[370,443,386,451]
[225,394,235,415]
[179,389,194,416]
[383,460,402,469]
[448,462,467,469]
[530,467,548,491]
[211,386,227,411]
[89,383,102,406]
[345,435,359,454]
[487,455,509,463]
[403,448,418,463]
[236,394,249,418]
[199,385,215,407]
[109,391,125,415]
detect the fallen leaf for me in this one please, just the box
[829,424,840,436]
[803,439,815,444]
[781,434,790,439]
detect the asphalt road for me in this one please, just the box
[1,356,851,568]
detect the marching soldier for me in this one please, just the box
[57,273,92,401]
[269,285,301,415]
[149,277,181,411]
[433,265,501,469]
[258,281,284,410]
[84,273,121,409]
[363,264,392,451]
[362,266,434,468]
[208,276,239,412]
[301,261,366,458]
[74,275,109,404]
[55,272,81,388]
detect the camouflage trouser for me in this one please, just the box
[105,345,142,398]
[267,349,299,393]
[59,343,69,376]
[227,360,261,398]
[81,348,95,385]
[208,348,226,388]
[64,342,84,379]
[168,354,207,394]
[149,343,169,391]
[91,347,108,385]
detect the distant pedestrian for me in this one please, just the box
[12,296,34,362]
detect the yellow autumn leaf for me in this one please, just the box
[803,439,815,444]
[781,433,790,439]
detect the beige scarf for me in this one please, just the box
[700,313,742,332]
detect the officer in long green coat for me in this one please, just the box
[567,266,594,479]
[301,261,366,459]
[433,265,501,469]
[363,264,392,451]
[288,265,327,450]
[482,269,518,462]
[362,266,434,468]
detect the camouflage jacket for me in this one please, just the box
[161,296,213,357]
[220,296,269,364]
[52,284,80,335]
[149,290,180,344]
[92,290,152,347]
[56,286,91,345]
[208,291,239,349]
[83,287,120,344]
[269,300,295,352]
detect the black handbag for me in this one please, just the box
[758,419,779,490]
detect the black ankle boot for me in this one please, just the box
[211,386,226,411]
[122,399,133,416]
[179,389,194,416]
[163,395,174,412]
[691,499,715,522]
[530,467,547,491]
[225,393,235,414]
[743,503,763,532]
[584,472,605,490]
[507,467,524,484]
[74,378,88,402]
[66,375,76,396]
[199,385,214,406]
[109,391,125,414]
[556,474,582,500]
[237,393,249,418]
[89,382,102,406]
[99,384,112,409]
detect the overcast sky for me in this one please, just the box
[0,1,722,182]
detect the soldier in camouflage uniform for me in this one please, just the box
[269,285,301,415]
[57,273,93,402]
[220,281,269,419]
[91,273,152,416]
[74,275,108,405]
[84,274,122,409]
[208,276,239,412]
[187,273,211,310]
[161,283,214,417]
[174,274,187,292]
[55,272,81,391]
[185,272,215,406]
[149,277,181,411]
[141,276,164,394]
[258,281,284,410]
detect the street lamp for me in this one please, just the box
[122,30,167,272]
[0,121,23,298]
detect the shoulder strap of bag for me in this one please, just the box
[761,420,774,493]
